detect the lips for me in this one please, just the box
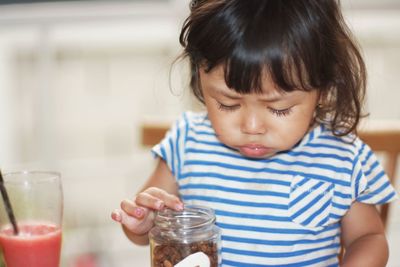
[239,144,272,158]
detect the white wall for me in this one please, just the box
[345,8,400,120]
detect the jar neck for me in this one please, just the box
[154,205,216,232]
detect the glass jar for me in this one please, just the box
[149,205,221,267]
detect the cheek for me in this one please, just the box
[273,111,314,144]
[206,109,237,141]
[209,114,230,135]
[205,99,226,124]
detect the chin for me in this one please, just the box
[238,149,278,159]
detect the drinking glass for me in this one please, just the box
[0,171,63,267]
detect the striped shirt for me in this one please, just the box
[152,111,398,267]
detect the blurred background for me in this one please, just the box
[0,0,399,266]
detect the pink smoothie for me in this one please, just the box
[0,223,62,267]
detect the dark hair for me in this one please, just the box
[179,0,366,136]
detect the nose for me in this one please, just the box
[240,110,267,135]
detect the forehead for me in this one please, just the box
[200,65,281,95]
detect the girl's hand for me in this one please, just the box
[111,187,184,235]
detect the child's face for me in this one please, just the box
[200,65,319,158]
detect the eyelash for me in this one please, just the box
[268,107,293,117]
[217,101,293,117]
[217,103,240,112]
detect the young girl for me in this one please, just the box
[112,1,398,266]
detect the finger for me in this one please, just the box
[143,187,184,210]
[120,199,148,219]
[112,209,154,235]
[135,192,165,210]
[111,209,122,222]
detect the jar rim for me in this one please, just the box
[154,205,215,230]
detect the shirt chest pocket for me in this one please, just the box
[288,175,334,230]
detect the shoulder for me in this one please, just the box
[174,111,208,127]
[173,111,213,133]
[313,125,368,159]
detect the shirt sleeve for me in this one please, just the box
[151,113,188,180]
[352,141,398,204]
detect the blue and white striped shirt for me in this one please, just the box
[152,111,398,267]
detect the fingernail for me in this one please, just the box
[134,208,144,218]
[111,210,121,222]
[175,203,184,211]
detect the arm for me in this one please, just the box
[340,201,389,267]
[112,157,182,245]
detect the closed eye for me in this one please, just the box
[268,107,292,117]
[217,102,240,112]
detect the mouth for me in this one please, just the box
[238,144,273,158]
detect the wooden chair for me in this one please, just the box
[358,127,400,228]
[141,122,171,147]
